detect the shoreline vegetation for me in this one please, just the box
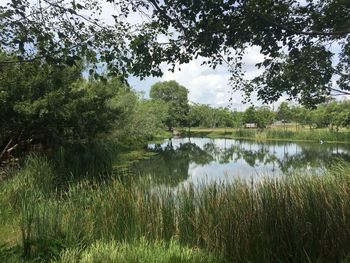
[0,155,350,262]
[182,127,350,144]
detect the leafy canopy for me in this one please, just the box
[133,0,350,106]
[2,0,350,106]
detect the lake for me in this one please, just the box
[132,137,350,186]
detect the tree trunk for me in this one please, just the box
[0,138,13,161]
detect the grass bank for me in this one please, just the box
[185,127,350,143]
[1,155,350,262]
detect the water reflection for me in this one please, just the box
[132,140,213,186]
[132,138,350,186]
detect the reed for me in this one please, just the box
[0,154,54,218]
[264,129,350,142]
[189,128,350,143]
[1,156,350,262]
[231,129,350,142]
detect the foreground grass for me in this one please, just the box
[1,156,350,262]
[54,239,221,263]
[186,127,350,143]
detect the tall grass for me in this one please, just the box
[0,155,54,218]
[266,129,350,142]
[230,128,350,142]
[4,157,348,262]
[54,238,221,263]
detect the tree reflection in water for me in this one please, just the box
[133,138,350,186]
[132,139,213,186]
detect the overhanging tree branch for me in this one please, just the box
[330,88,350,95]
[335,69,350,78]
[147,0,187,32]
[0,35,95,65]
[255,12,350,37]
[41,0,107,29]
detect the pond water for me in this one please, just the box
[132,137,350,186]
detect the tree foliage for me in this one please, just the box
[0,56,167,161]
[130,0,350,106]
[243,106,275,129]
[0,0,134,78]
[0,57,141,161]
[276,101,350,130]
[276,102,292,122]
[114,95,169,142]
[2,0,350,107]
[189,104,238,128]
[150,80,189,130]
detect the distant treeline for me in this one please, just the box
[188,101,350,130]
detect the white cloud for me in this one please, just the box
[156,48,266,109]
[242,46,265,66]
[161,59,233,108]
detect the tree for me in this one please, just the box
[311,105,330,129]
[292,106,313,129]
[150,80,189,131]
[320,101,350,131]
[116,98,169,142]
[3,1,350,107]
[231,111,244,128]
[216,107,235,127]
[243,106,258,124]
[0,0,193,79]
[188,104,236,128]
[255,106,275,129]
[243,106,274,129]
[276,102,292,123]
[188,104,202,128]
[0,58,127,161]
[0,1,132,78]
